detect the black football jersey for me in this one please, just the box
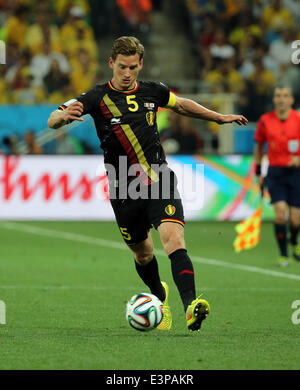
[58,80,172,185]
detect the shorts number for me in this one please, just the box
[120,227,132,241]
[291,300,300,325]
[126,95,139,112]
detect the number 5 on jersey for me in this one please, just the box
[126,95,139,112]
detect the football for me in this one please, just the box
[125,293,164,331]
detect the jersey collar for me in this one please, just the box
[108,80,139,93]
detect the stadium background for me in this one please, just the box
[1,0,300,372]
[1,0,299,221]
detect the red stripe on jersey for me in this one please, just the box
[99,99,112,118]
[111,125,150,185]
[112,124,138,165]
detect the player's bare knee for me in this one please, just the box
[289,212,300,228]
[162,233,185,255]
[275,214,286,224]
[132,244,154,264]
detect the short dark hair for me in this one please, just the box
[111,36,145,61]
[274,85,293,95]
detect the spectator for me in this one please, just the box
[62,24,98,62]
[69,48,98,95]
[2,135,19,155]
[185,0,227,36]
[116,0,153,39]
[225,0,252,28]
[205,58,244,93]
[30,41,70,88]
[260,0,294,32]
[283,0,300,26]
[160,111,203,154]
[24,130,44,154]
[55,0,91,21]
[239,42,279,79]
[209,28,235,67]
[25,7,61,56]
[277,65,300,105]
[269,27,296,70]
[55,132,84,155]
[4,4,30,49]
[60,5,95,49]
[43,59,70,98]
[11,67,45,104]
[199,14,217,48]
[47,82,77,105]
[0,64,9,103]
[248,57,276,96]
[5,49,33,91]
[238,58,276,121]
[176,116,203,154]
[229,13,263,53]
[160,111,182,154]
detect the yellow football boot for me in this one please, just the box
[292,244,300,261]
[186,296,210,331]
[157,281,172,331]
[278,256,289,267]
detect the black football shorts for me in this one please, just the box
[266,166,300,207]
[110,170,185,245]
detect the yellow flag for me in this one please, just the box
[233,204,262,252]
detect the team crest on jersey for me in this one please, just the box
[146,111,155,126]
[165,204,176,216]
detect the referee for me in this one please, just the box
[254,86,300,267]
[48,36,248,331]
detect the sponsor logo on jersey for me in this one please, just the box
[165,204,176,216]
[110,118,121,125]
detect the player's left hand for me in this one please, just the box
[218,115,248,126]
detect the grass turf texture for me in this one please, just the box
[0,220,300,370]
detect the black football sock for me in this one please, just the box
[134,256,166,302]
[290,224,300,246]
[169,248,196,312]
[274,223,288,257]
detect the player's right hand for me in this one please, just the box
[64,102,84,123]
[219,114,248,125]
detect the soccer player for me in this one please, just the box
[254,86,300,267]
[48,36,248,331]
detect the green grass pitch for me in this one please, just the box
[0,220,300,370]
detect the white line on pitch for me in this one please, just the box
[1,221,300,282]
[0,285,299,291]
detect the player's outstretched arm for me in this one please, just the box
[170,95,248,126]
[47,102,84,129]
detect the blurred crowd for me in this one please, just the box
[0,0,159,105]
[0,0,160,154]
[185,0,300,120]
[0,0,97,105]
